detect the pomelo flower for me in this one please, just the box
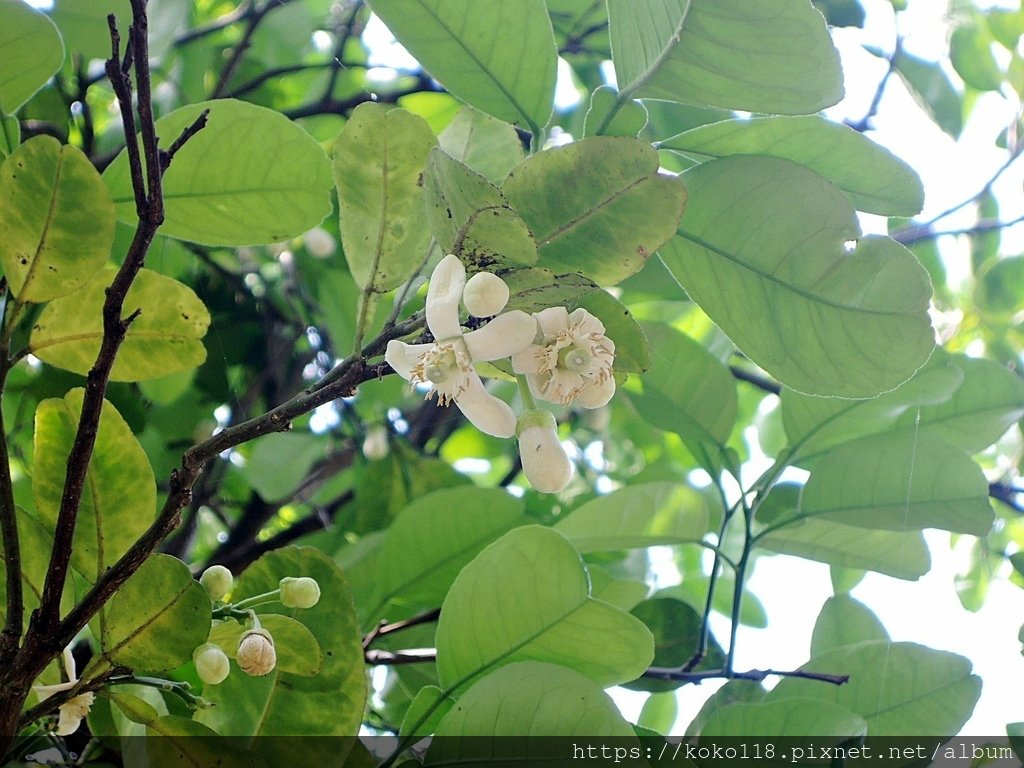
[386,255,535,438]
[32,647,94,736]
[512,307,615,408]
[516,409,573,493]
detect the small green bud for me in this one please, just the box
[199,565,233,601]
[279,576,321,609]
[193,643,230,685]
[237,629,276,676]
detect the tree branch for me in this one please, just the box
[211,0,301,99]
[643,666,849,686]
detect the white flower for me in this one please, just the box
[32,647,94,736]
[386,255,536,438]
[512,307,615,408]
[516,410,573,493]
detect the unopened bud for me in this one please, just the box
[280,577,321,609]
[516,410,573,494]
[199,565,233,601]
[304,227,336,258]
[463,271,510,317]
[362,424,389,461]
[237,629,276,676]
[193,643,230,685]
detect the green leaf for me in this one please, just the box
[951,24,1003,92]
[554,482,708,552]
[626,323,737,449]
[659,116,923,216]
[145,716,267,768]
[813,0,866,28]
[638,692,678,735]
[810,595,889,657]
[429,662,638,741]
[0,136,115,302]
[906,355,1024,453]
[799,431,993,535]
[892,50,963,138]
[435,525,654,692]
[624,597,725,693]
[365,0,557,135]
[662,156,934,397]
[103,100,332,245]
[423,148,538,271]
[502,136,687,285]
[781,354,964,462]
[198,547,366,766]
[976,256,1024,317]
[502,267,597,313]
[0,0,64,114]
[48,0,132,60]
[584,85,647,137]
[208,614,322,677]
[767,642,981,736]
[699,698,867,739]
[400,686,453,740]
[0,112,19,159]
[241,432,324,502]
[33,390,155,583]
[569,289,650,374]
[29,266,210,381]
[758,517,930,580]
[333,103,437,292]
[607,0,843,114]
[100,554,211,671]
[438,106,525,184]
[372,487,527,621]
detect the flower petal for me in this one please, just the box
[455,373,516,438]
[385,340,432,381]
[576,375,616,409]
[463,311,538,362]
[511,346,543,374]
[569,307,606,336]
[534,306,570,338]
[426,254,466,341]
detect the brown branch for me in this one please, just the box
[211,0,301,99]
[643,666,849,686]
[363,608,441,650]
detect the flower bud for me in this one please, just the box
[516,410,573,494]
[462,271,510,317]
[362,424,390,461]
[193,643,230,685]
[237,629,276,676]
[280,576,321,609]
[303,226,336,258]
[199,565,233,601]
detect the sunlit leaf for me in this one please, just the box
[699,699,866,739]
[439,106,525,184]
[584,85,647,137]
[48,0,132,60]
[810,595,889,657]
[0,0,64,113]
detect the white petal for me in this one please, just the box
[511,346,544,374]
[576,375,616,408]
[426,254,466,341]
[463,311,538,362]
[55,708,82,736]
[569,306,606,336]
[518,425,573,493]
[455,373,516,438]
[385,340,432,381]
[534,306,570,338]
[32,681,75,700]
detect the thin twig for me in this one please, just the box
[643,666,849,686]
[211,0,301,99]
[892,213,1024,244]
[363,608,442,650]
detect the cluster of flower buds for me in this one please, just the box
[193,568,322,685]
[385,255,617,494]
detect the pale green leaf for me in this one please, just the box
[799,431,994,535]
[333,103,437,292]
[0,136,114,302]
[584,85,647,137]
[29,266,210,381]
[588,566,649,612]
[554,482,708,552]
[423,148,537,270]
[48,0,132,60]
[638,692,678,735]
[0,112,19,159]
[207,614,322,678]
[101,554,211,671]
[976,255,1024,316]
[607,0,843,114]
[373,487,526,622]
[103,100,332,245]
[662,156,934,397]
[33,390,155,583]
[810,595,889,657]
[0,0,64,113]
[951,24,1003,91]
[503,136,687,285]
[699,699,867,739]
[198,548,366,766]
[767,641,981,736]
[659,116,923,216]
[439,106,525,184]
[429,662,638,741]
[400,686,453,740]
[366,0,557,135]
[892,50,963,138]
[435,525,654,691]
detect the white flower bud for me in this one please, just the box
[362,424,390,461]
[193,643,230,685]
[303,227,336,258]
[237,629,276,676]
[516,410,573,494]
[463,271,510,318]
[199,565,233,601]
[280,576,321,609]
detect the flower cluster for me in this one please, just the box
[386,255,617,493]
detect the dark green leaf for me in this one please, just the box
[624,597,725,692]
